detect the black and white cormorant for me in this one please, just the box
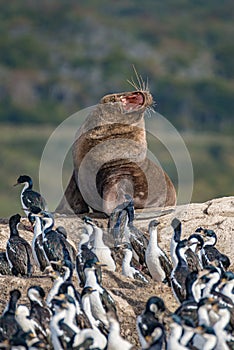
[170,239,193,303]
[175,271,203,327]
[76,244,101,288]
[167,315,188,350]
[6,213,34,277]
[145,220,172,285]
[137,296,166,349]
[27,285,51,339]
[200,228,230,271]
[59,281,92,331]
[56,225,77,262]
[220,271,234,303]
[170,218,182,267]
[54,293,108,350]
[84,259,117,328]
[109,197,149,269]
[81,286,108,337]
[194,324,217,350]
[108,194,134,246]
[50,295,70,350]
[89,220,116,272]
[185,234,204,273]
[14,175,47,216]
[199,266,221,299]
[0,289,22,341]
[117,242,148,283]
[46,259,73,307]
[212,302,231,350]
[28,210,50,272]
[38,211,74,269]
[15,304,47,341]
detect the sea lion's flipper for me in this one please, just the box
[56,171,89,214]
[100,158,176,215]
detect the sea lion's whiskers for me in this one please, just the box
[127,66,149,92]
[145,106,155,119]
[127,75,148,92]
[145,76,149,91]
[126,77,140,91]
[132,65,144,91]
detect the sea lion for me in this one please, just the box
[56,90,176,215]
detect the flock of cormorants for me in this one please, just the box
[0,175,233,349]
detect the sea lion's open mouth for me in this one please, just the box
[101,91,147,113]
[119,92,145,112]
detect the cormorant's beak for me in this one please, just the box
[43,265,56,276]
[13,182,19,187]
[145,335,152,343]
[195,326,204,334]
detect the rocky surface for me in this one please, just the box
[0,196,233,347]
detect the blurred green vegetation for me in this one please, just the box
[0,1,233,215]
[0,0,233,132]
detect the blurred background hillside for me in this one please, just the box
[0,0,233,216]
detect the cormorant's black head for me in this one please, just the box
[14,175,33,186]
[122,242,132,250]
[81,244,90,251]
[9,214,21,228]
[176,238,188,249]
[28,213,35,224]
[10,289,21,301]
[124,194,133,202]
[28,206,42,224]
[195,227,204,233]
[197,297,212,308]
[29,206,42,215]
[175,239,189,258]
[171,217,182,242]
[183,317,195,328]
[83,216,93,225]
[171,314,183,325]
[27,285,46,300]
[195,324,216,336]
[58,282,80,301]
[203,229,216,238]
[40,211,53,219]
[188,234,204,248]
[56,226,67,238]
[81,286,97,298]
[83,258,96,269]
[149,220,160,230]
[145,296,165,315]
[223,271,234,281]
[171,218,181,230]
[84,259,106,270]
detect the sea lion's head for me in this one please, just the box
[100,90,153,114]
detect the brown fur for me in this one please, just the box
[56,91,176,215]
